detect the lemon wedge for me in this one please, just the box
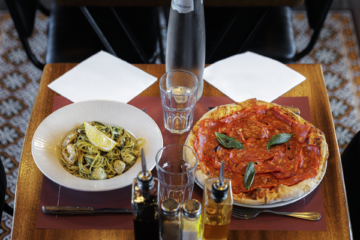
[84,122,117,152]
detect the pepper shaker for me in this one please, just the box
[161,198,181,240]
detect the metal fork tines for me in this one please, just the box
[232,208,321,221]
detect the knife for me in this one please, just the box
[42,206,133,215]
[207,105,301,115]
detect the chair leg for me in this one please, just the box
[18,36,44,70]
[110,7,150,63]
[291,0,332,62]
[80,6,118,57]
[206,7,270,63]
[37,1,50,16]
[3,202,13,216]
[156,7,165,64]
[291,21,322,61]
[237,7,270,53]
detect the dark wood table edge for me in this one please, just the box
[316,65,353,240]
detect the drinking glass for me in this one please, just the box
[160,70,199,134]
[156,144,199,204]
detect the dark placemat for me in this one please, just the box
[36,96,326,230]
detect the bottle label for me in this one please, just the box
[171,0,194,14]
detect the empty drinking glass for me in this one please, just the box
[156,144,199,204]
[160,70,199,134]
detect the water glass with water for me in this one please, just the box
[159,70,199,134]
[155,144,199,204]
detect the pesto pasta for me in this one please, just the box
[60,121,145,180]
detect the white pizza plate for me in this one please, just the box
[194,162,327,208]
[32,100,163,192]
[186,135,327,208]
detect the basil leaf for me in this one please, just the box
[215,132,245,150]
[244,161,255,190]
[267,133,295,150]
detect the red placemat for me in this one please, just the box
[36,96,326,230]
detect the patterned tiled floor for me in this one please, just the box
[293,11,360,152]
[0,10,359,240]
[0,12,47,240]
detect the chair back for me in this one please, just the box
[4,0,39,38]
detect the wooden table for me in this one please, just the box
[12,63,352,239]
[55,0,304,7]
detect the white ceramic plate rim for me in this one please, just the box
[195,161,327,208]
[31,99,163,192]
[185,134,327,208]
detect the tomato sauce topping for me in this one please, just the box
[195,105,321,193]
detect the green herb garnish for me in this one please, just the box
[244,161,255,190]
[267,133,294,150]
[215,132,245,150]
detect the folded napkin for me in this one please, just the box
[203,52,306,102]
[48,51,157,103]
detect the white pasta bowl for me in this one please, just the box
[31,100,163,192]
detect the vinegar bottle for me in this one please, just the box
[166,0,206,100]
[132,149,159,240]
[202,161,233,240]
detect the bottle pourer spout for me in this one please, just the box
[212,160,229,203]
[141,149,147,176]
[218,161,225,187]
[137,149,153,187]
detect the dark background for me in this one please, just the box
[0,0,359,50]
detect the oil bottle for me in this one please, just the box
[131,149,159,240]
[202,161,233,240]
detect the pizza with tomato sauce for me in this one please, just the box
[186,99,328,205]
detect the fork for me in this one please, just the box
[232,208,321,221]
[141,108,146,113]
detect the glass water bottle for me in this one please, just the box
[202,161,233,240]
[166,0,206,100]
[132,149,159,240]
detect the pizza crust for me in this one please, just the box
[186,99,329,205]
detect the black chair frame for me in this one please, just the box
[5,0,50,70]
[80,6,160,64]
[0,159,13,218]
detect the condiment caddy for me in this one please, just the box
[132,150,232,240]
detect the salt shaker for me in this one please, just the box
[202,161,233,240]
[181,199,202,240]
[161,198,181,240]
[131,149,159,240]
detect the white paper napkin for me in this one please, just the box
[203,52,306,102]
[48,51,157,103]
